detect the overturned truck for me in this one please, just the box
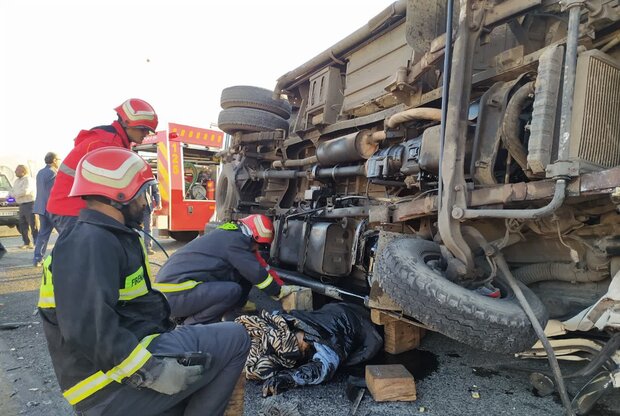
[216,0,620,356]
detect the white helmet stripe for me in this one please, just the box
[81,157,144,189]
[122,101,156,121]
[253,216,273,238]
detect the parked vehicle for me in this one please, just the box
[216,0,620,356]
[134,123,225,242]
[0,173,19,228]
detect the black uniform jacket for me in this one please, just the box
[39,209,173,406]
[156,227,269,287]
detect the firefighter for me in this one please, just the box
[47,98,158,235]
[38,147,250,416]
[154,214,283,324]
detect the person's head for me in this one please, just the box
[15,165,28,177]
[238,214,274,246]
[44,152,60,169]
[70,147,156,226]
[114,98,158,145]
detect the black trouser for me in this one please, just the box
[165,281,244,324]
[18,202,38,245]
[75,323,250,416]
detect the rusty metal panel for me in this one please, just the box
[342,22,413,114]
[570,50,620,169]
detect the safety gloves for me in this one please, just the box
[262,371,297,397]
[125,357,205,395]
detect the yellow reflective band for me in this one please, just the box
[119,266,148,301]
[63,371,112,405]
[217,222,238,230]
[37,256,55,308]
[106,343,152,382]
[152,280,201,293]
[62,334,160,405]
[256,274,274,289]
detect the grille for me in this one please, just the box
[570,50,620,169]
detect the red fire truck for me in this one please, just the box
[134,122,225,241]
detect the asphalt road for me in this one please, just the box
[0,227,618,416]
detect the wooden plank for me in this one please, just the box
[366,364,417,402]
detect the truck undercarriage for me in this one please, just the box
[215,2,620,398]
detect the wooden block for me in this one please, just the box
[384,320,423,355]
[281,287,313,312]
[370,309,398,325]
[223,373,245,416]
[365,364,417,402]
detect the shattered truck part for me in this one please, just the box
[217,0,620,355]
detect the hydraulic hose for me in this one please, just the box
[461,226,574,415]
[501,81,534,171]
[495,254,575,416]
[273,267,368,305]
[513,262,608,285]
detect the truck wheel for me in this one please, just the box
[215,163,239,221]
[220,85,292,119]
[375,238,548,354]
[169,231,199,242]
[217,108,289,135]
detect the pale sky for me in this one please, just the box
[0,0,396,174]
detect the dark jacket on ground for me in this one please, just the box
[39,209,174,408]
[155,226,280,296]
[47,122,131,216]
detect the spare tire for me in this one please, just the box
[221,85,292,119]
[375,238,548,354]
[215,163,239,221]
[217,108,289,135]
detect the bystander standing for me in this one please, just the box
[11,164,37,249]
[33,152,61,267]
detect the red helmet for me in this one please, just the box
[70,147,155,204]
[238,214,274,244]
[115,98,158,132]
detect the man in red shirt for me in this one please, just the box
[47,98,158,235]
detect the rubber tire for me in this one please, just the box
[217,108,289,135]
[169,231,198,242]
[215,163,239,221]
[375,238,548,354]
[220,85,292,119]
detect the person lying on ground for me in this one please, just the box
[235,302,383,396]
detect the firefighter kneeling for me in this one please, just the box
[38,148,250,416]
[154,214,283,324]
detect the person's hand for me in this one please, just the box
[274,285,302,301]
[262,372,296,397]
[154,204,162,211]
[139,358,204,395]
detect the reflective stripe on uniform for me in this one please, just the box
[62,334,159,405]
[58,162,76,177]
[256,274,274,289]
[217,222,238,231]
[37,256,55,308]
[152,280,202,293]
[118,266,148,301]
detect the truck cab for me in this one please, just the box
[216,0,620,356]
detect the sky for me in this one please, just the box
[0,0,396,177]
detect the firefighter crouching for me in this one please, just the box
[154,214,283,324]
[38,147,250,416]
